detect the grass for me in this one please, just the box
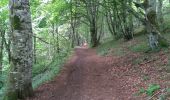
[136,84,160,97]
[129,42,150,52]
[137,84,160,97]
[96,39,124,56]
[97,31,170,55]
[97,34,149,56]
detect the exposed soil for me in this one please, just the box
[27,46,170,100]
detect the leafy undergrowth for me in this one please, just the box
[32,51,72,89]
[0,50,72,100]
[97,34,170,99]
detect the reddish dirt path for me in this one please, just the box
[28,48,143,100]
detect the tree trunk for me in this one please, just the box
[70,0,76,47]
[56,25,60,53]
[0,30,4,74]
[4,0,34,100]
[34,33,36,64]
[121,0,133,40]
[81,0,100,47]
[90,19,98,47]
[157,0,163,32]
[127,0,168,49]
[146,0,159,50]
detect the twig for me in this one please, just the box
[33,35,50,44]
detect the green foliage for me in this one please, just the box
[32,62,47,77]
[38,17,47,28]
[44,0,70,24]
[0,0,169,99]
[166,88,170,93]
[32,51,71,89]
[146,84,160,96]
[138,84,160,97]
[158,37,169,48]
[12,15,21,30]
[0,72,8,100]
[0,2,8,30]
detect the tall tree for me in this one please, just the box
[4,0,34,99]
[157,0,163,32]
[128,0,168,49]
[145,0,161,49]
[0,30,5,74]
[70,0,77,47]
[0,32,4,75]
[121,0,133,40]
[80,0,101,47]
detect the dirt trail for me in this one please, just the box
[28,48,142,100]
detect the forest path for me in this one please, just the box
[28,48,142,100]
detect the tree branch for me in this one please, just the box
[126,5,146,25]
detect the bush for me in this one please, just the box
[32,50,72,89]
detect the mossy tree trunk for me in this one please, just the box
[128,0,168,49]
[145,0,168,49]
[4,0,34,100]
[157,0,163,32]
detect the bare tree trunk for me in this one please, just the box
[122,0,133,40]
[97,14,104,43]
[0,30,5,74]
[34,33,36,64]
[135,0,141,27]
[4,0,34,99]
[56,25,60,53]
[90,18,98,47]
[70,0,76,47]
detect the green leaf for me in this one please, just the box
[146,84,160,96]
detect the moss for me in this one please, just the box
[147,10,158,26]
[158,37,169,47]
[12,15,21,30]
[3,91,18,100]
[146,9,159,30]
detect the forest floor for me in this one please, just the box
[27,43,170,100]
